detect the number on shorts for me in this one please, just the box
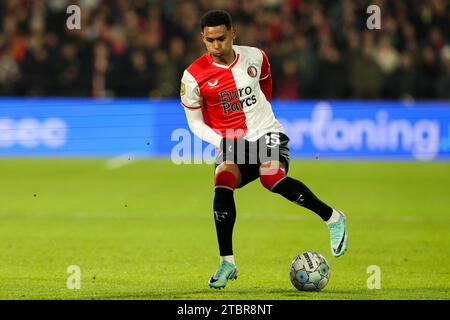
[265,133,280,148]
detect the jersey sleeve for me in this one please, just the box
[259,49,272,101]
[180,70,202,109]
[183,107,223,148]
[259,50,271,81]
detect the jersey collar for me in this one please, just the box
[207,49,240,69]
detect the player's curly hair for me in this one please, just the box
[200,10,233,31]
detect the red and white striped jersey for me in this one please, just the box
[180,45,284,141]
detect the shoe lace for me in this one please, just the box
[215,262,232,279]
[329,221,342,243]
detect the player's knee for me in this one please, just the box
[214,167,238,190]
[260,168,286,191]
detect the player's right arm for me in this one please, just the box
[180,70,223,148]
[259,49,272,101]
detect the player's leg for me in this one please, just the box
[209,161,240,289]
[259,160,333,220]
[259,160,348,257]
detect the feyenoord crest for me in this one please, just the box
[247,65,258,78]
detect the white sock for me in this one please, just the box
[220,255,235,265]
[326,209,341,225]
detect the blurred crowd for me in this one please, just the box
[0,0,449,99]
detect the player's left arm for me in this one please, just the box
[259,49,272,101]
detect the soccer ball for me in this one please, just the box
[289,251,330,291]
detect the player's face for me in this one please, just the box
[202,25,236,64]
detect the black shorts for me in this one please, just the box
[214,132,291,188]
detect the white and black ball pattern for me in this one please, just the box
[289,251,330,291]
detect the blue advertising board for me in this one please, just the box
[0,98,449,161]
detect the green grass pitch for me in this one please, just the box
[0,158,448,300]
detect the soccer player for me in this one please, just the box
[180,10,348,289]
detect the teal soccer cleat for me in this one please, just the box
[328,210,348,257]
[208,261,238,289]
